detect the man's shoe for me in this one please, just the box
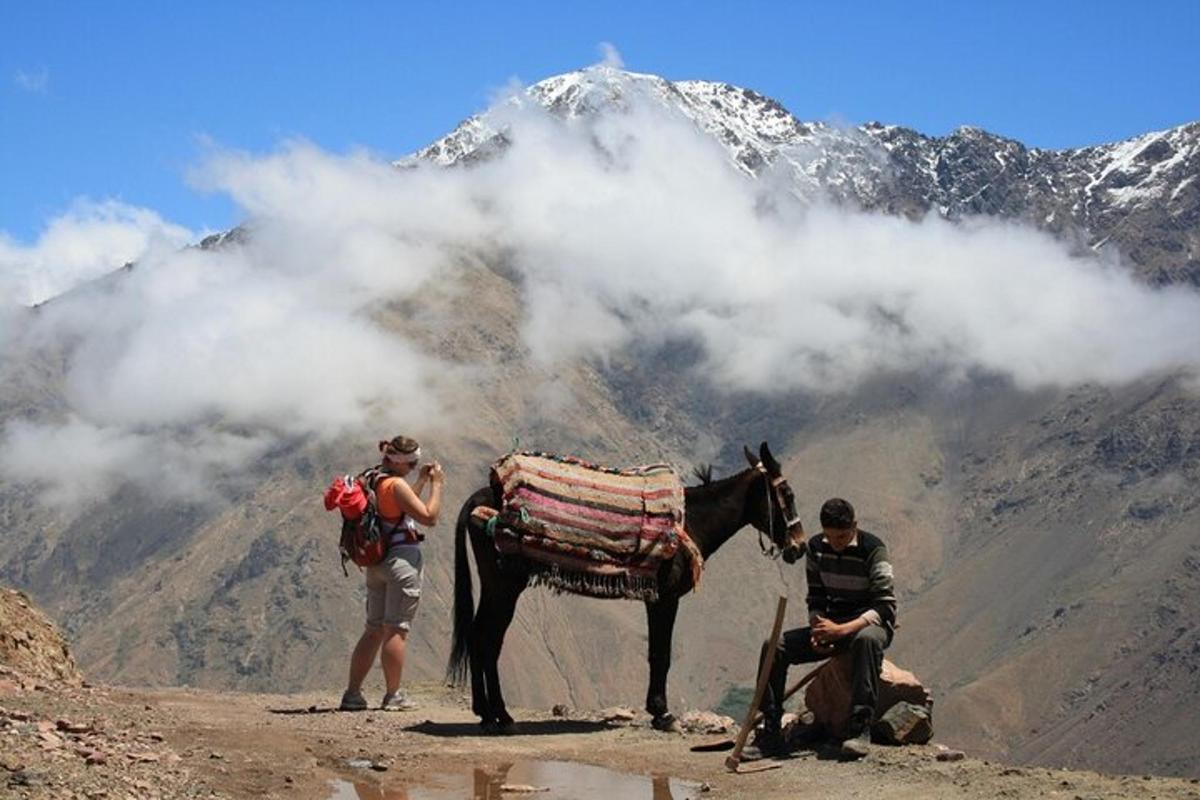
[380,690,418,711]
[840,727,872,759]
[740,728,787,762]
[339,688,368,712]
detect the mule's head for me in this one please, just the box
[743,441,806,561]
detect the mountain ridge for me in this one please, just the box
[415,67,1199,286]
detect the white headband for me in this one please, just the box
[384,447,421,465]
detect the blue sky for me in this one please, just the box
[2,0,1197,242]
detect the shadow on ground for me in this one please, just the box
[266,705,341,715]
[406,719,615,737]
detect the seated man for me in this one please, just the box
[748,497,896,760]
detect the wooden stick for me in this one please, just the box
[750,657,830,727]
[691,659,832,753]
[726,595,787,772]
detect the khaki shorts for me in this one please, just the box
[364,545,423,631]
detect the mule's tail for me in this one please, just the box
[446,490,481,686]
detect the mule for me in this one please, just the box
[446,442,805,733]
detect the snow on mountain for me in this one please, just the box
[411,67,1200,286]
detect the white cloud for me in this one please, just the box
[465,83,1200,391]
[598,43,624,70]
[0,199,194,306]
[14,67,49,94]
[3,66,1199,505]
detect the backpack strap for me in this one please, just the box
[359,466,409,545]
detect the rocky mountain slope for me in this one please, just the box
[2,67,1198,780]
[0,586,80,688]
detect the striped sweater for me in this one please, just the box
[805,530,897,630]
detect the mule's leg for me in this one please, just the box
[645,596,682,732]
[468,596,492,724]
[480,583,522,733]
[463,520,496,727]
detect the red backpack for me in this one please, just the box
[324,467,391,574]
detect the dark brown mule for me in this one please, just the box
[446,442,805,733]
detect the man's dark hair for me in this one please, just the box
[820,498,856,530]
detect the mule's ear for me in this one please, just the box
[760,442,781,474]
[744,445,759,468]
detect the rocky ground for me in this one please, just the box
[4,586,1200,799]
[3,678,1200,800]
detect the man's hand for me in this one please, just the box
[811,616,850,649]
[810,639,836,656]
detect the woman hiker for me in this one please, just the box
[340,435,445,712]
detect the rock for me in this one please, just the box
[599,706,636,723]
[936,749,966,762]
[37,730,63,748]
[551,704,570,717]
[499,785,549,793]
[370,761,389,771]
[346,758,374,769]
[0,757,26,772]
[805,655,933,739]
[7,769,41,788]
[56,718,94,735]
[677,710,736,735]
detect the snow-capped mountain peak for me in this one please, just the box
[410,67,1199,287]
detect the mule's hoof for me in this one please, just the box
[480,716,516,736]
[651,713,682,733]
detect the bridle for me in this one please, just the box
[751,461,804,560]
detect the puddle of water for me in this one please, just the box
[328,758,701,799]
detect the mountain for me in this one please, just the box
[3,67,1198,779]
[419,68,1200,287]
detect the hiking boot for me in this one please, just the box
[740,727,788,762]
[339,688,368,712]
[840,727,872,759]
[380,690,418,711]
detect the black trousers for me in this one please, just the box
[757,623,891,730]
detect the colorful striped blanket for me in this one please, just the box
[479,451,688,601]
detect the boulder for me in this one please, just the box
[803,653,932,739]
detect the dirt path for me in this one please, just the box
[3,680,1199,799]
